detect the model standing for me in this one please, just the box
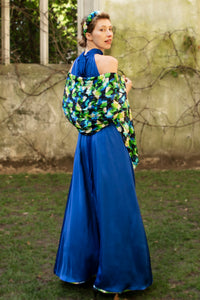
[54,11,153,294]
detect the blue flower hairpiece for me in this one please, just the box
[83,11,100,37]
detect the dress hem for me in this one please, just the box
[93,282,153,294]
[55,272,153,294]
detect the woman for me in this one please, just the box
[54,11,153,294]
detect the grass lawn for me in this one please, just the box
[0,170,199,300]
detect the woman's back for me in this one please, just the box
[71,48,102,77]
[71,48,118,77]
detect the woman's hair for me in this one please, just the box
[79,12,110,48]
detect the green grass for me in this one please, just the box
[0,170,199,300]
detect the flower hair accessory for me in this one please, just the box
[83,11,100,37]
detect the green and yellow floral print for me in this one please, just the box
[62,72,139,168]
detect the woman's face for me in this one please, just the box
[86,18,113,51]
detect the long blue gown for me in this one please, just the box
[54,48,153,293]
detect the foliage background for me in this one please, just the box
[0,0,77,63]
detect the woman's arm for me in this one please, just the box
[124,77,132,94]
[95,55,118,74]
[95,55,132,94]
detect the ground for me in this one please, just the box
[1,169,200,299]
[0,155,200,174]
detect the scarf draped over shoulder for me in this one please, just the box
[62,72,139,168]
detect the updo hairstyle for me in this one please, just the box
[79,12,110,48]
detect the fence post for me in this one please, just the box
[1,0,10,65]
[40,0,49,65]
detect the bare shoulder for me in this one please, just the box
[95,55,118,74]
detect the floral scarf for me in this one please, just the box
[62,72,139,168]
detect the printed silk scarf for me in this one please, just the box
[62,72,139,168]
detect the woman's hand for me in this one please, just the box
[124,77,132,94]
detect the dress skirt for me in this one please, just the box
[54,124,153,293]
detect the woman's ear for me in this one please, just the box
[86,32,93,41]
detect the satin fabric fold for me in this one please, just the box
[54,125,152,292]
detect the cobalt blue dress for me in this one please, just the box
[54,48,153,293]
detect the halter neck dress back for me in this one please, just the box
[71,48,102,77]
[54,48,153,293]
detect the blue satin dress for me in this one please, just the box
[54,48,153,293]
